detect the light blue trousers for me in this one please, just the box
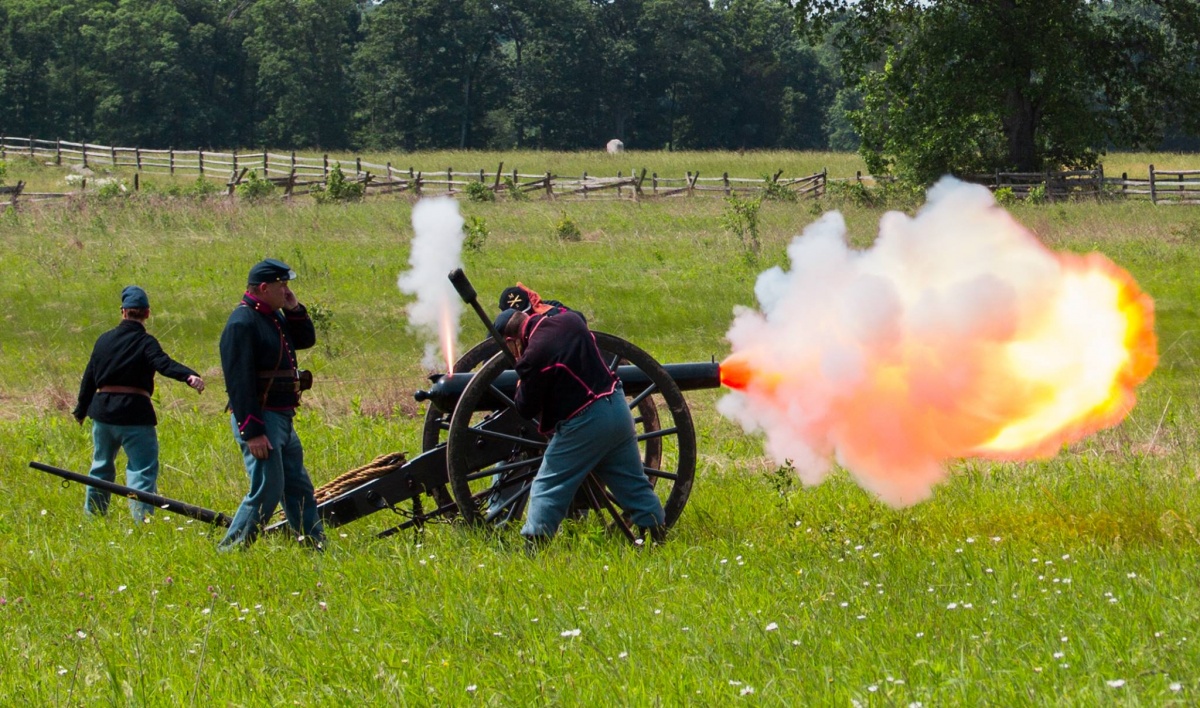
[521,388,665,538]
[219,410,324,549]
[85,421,160,522]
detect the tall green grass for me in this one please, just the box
[1,158,1199,703]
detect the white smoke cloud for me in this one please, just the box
[397,197,466,370]
[719,176,1152,507]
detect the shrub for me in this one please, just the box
[313,163,364,203]
[825,180,878,208]
[503,176,529,202]
[720,194,762,260]
[463,216,490,252]
[464,180,495,203]
[94,178,128,200]
[235,170,275,201]
[761,175,798,202]
[1026,182,1048,205]
[187,176,222,198]
[0,160,6,186]
[554,212,581,242]
[994,186,1017,206]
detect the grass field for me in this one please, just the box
[1,155,1199,704]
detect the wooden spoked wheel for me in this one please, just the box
[444,332,696,540]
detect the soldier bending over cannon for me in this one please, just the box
[494,285,667,546]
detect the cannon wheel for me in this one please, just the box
[444,333,695,539]
[422,335,666,518]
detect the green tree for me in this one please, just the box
[352,0,500,150]
[239,0,360,149]
[795,0,1200,182]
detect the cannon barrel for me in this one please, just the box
[415,361,720,414]
[29,461,232,527]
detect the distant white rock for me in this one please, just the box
[606,139,624,154]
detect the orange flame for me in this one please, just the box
[439,301,457,372]
[721,253,1157,465]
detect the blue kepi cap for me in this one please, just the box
[248,258,297,285]
[121,285,150,309]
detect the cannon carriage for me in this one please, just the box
[31,271,721,544]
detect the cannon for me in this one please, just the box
[30,270,722,543]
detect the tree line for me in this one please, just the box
[1,0,1197,182]
[0,0,840,154]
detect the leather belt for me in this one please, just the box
[97,385,151,398]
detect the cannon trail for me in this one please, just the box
[718,177,1157,506]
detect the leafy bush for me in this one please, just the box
[235,170,275,201]
[188,176,221,198]
[994,186,1017,206]
[1026,183,1048,205]
[0,160,6,186]
[313,163,364,204]
[720,194,762,260]
[464,180,495,203]
[503,176,529,202]
[554,212,581,242]
[825,180,878,208]
[761,175,797,202]
[94,178,128,200]
[463,216,490,252]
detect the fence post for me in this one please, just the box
[83,141,89,169]
[29,136,35,159]
[110,144,116,166]
[545,172,553,200]
[57,139,63,166]
[386,162,393,182]
[263,149,268,175]
[494,162,504,190]
[356,157,362,177]
[1149,164,1157,204]
[652,172,658,194]
[414,171,423,197]
[233,152,238,174]
[198,150,204,177]
[323,154,329,176]
[133,173,139,192]
[447,166,453,192]
[1122,172,1128,196]
[0,134,5,159]
[582,171,588,199]
[617,170,622,197]
[135,147,141,170]
[291,151,297,174]
[168,147,174,175]
[724,172,731,196]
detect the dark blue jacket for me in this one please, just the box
[513,308,617,435]
[74,319,199,426]
[219,293,315,441]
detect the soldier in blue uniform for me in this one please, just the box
[73,285,206,522]
[218,259,324,550]
[494,288,666,546]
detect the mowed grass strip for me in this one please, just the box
[0,157,1198,703]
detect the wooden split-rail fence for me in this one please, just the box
[0,136,827,205]
[1,135,1197,206]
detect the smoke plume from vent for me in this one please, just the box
[397,197,466,370]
